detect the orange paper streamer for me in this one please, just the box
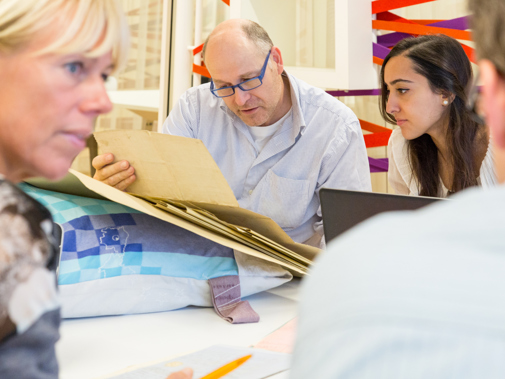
[373,56,384,66]
[192,64,211,78]
[460,43,476,64]
[374,13,474,63]
[372,0,436,14]
[193,44,204,55]
[372,20,472,41]
[192,45,209,77]
[413,19,444,25]
[364,131,392,148]
[359,120,392,148]
[377,11,419,25]
[359,119,391,134]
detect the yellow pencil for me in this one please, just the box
[200,354,252,379]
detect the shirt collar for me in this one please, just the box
[284,71,307,135]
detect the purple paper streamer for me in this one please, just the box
[429,16,469,30]
[369,157,389,173]
[327,89,381,97]
[377,16,469,47]
[373,43,392,60]
[378,32,412,47]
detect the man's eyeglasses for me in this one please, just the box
[210,50,271,98]
[466,72,485,125]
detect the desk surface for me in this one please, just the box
[57,279,301,379]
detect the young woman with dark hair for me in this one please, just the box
[380,34,496,197]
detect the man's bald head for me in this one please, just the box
[202,19,273,62]
[200,19,289,127]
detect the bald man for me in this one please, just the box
[93,19,371,248]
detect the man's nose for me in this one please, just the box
[234,87,251,107]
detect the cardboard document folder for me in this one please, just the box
[30,130,320,275]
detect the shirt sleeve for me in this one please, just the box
[312,117,372,246]
[162,90,199,138]
[387,131,411,195]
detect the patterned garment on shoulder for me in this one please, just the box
[0,179,60,340]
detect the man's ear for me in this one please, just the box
[480,59,505,149]
[270,46,284,75]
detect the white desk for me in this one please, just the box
[57,279,301,379]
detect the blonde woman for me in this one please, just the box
[0,0,129,377]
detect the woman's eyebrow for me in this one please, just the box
[389,79,414,85]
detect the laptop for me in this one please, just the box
[320,188,442,244]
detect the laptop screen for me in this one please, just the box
[320,188,442,244]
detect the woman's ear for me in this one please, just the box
[441,92,455,106]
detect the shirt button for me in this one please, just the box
[249,190,253,195]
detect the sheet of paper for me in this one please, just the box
[152,198,307,273]
[105,345,291,379]
[94,130,239,207]
[254,318,297,354]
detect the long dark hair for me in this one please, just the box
[380,35,486,197]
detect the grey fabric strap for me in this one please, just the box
[208,275,260,324]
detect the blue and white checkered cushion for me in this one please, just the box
[20,183,291,318]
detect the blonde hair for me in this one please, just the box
[0,0,130,73]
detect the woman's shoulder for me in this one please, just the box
[0,179,51,220]
[0,179,59,354]
[0,179,55,264]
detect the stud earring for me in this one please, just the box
[443,100,449,105]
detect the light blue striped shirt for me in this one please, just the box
[163,73,371,246]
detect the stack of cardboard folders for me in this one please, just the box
[28,130,320,276]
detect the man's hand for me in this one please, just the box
[166,368,193,379]
[92,153,136,191]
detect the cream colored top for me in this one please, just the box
[387,128,497,197]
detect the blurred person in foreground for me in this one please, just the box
[290,0,505,377]
[0,0,128,377]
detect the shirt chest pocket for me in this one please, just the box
[253,169,311,230]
